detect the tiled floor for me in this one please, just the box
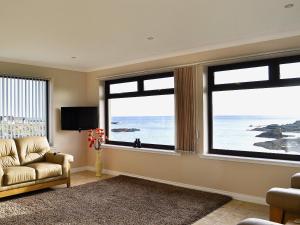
[193,200,268,225]
[61,171,269,225]
[58,171,113,188]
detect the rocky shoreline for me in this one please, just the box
[252,121,300,133]
[254,138,300,151]
[111,128,140,132]
[250,120,300,151]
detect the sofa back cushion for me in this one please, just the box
[0,139,21,167]
[15,136,51,165]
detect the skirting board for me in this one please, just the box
[73,166,266,205]
[71,166,92,174]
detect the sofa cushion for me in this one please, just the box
[0,139,20,167]
[15,136,50,165]
[27,162,62,179]
[3,166,36,185]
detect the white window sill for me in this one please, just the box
[102,144,180,156]
[200,153,300,168]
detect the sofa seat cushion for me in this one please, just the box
[27,162,62,179]
[3,166,36,185]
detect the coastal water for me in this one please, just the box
[213,115,300,154]
[110,115,300,154]
[110,116,175,145]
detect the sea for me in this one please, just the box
[213,115,300,154]
[110,115,300,154]
[110,116,175,146]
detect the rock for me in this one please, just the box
[251,124,280,131]
[265,124,281,129]
[254,138,300,152]
[251,120,300,152]
[251,121,300,133]
[281,121,300,132]
[111,128,140,132]
[255,128,291,139]
[254,139,287,150]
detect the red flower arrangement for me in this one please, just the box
[87,128,107,150]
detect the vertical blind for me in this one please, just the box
[0,75,48,139]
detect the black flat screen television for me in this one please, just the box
[61,107,99,131]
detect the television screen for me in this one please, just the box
[61,107,99,131]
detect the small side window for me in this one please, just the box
[144,77,174,90]
[110,81,138,94]
[280,62,300,79]
[214,66,269,84]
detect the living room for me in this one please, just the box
[0,1,300,225]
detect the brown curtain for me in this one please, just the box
[175,66,199,153]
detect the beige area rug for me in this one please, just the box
[0,175,231,225]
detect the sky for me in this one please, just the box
[213,86,300,116]
[110,85,300,118]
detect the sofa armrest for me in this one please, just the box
[266,187,300,213]
[291,173,300,189]
[237,218,280,225]
[45,152,74,177]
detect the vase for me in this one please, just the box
[95,150,102,177]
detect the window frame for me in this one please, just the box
[207,55,300,161]
[45,80,50,140]
[0,75,50,140]
[105,72,175,150]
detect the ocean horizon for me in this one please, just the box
[110,116,175,145]
[109,115,300,154]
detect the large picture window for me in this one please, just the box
[208,55,300,161]
[105,72,175,150]
[0,76,49,139]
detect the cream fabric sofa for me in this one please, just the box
[238,172,300,225]
[266,173,300,223]
[0,136,73,198]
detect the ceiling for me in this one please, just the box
[0,0,300,72]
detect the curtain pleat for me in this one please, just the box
[175,66,199,153]
[0,76,47,139]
